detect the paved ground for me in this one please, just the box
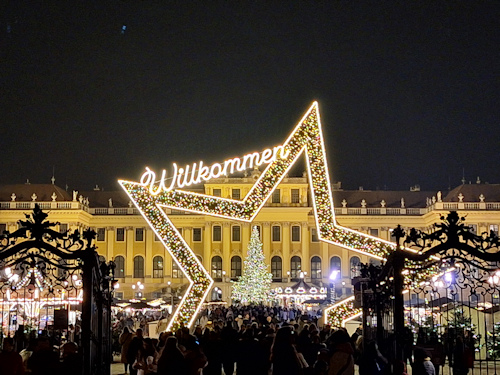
[110,356,125,375]
[109,357,500,375]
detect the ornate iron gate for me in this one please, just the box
[0,205,115,375]
[359,212,500,374]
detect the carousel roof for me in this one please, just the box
[274,278,327,296]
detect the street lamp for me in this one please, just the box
[131,281,144,299]
[167,281,174,311]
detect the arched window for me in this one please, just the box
[271,256,282,281]
[231,256,242,280]
[153,256,163,278]
[311,256,322,281]
[133,256,144,278]
[290,256,302,280]
[172,261,183,278]
[211,256,223,281]
[330,256,341,280]
[115,256,125,278]
[350,256,361,278]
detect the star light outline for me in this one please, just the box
[119,102,434,329]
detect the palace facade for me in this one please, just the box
[1,174,500,304]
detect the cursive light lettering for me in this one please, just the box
[140,145,289,194]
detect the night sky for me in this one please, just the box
[1,2,499,192]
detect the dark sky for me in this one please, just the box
[1,2,499,192]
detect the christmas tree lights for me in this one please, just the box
[231,226,273,304]
[120,102,441,329]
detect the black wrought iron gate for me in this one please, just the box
[0,205,115,375]
[359,212,500,374]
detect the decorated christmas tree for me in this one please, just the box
[231,226,273,304]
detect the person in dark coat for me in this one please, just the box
[157,336,187,375]
[120,327,134,374]
[27,337,60,375]
[270,326,302,375]
[236,329,268,375]
[60,342,83,375]
[127,328,144,375]
[412,347,435,375]
[0,337,25,375]
[202,330,223,375]
[220,321,238,375]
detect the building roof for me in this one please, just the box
[0,184,71,202]
[2,181,500,209]
[443,183,500,202]
[332,190,434,208]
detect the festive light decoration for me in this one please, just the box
[120,102,441,329]
[231,226,273,303]
[14,268,51,290]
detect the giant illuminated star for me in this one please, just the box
[119,102,435,330]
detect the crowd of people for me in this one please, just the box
[115,304,476,375]
[0,333,82,375]
[0,304,476,375]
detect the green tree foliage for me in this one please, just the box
[231,226,273,304]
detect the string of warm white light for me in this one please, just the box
[120,102,441,329]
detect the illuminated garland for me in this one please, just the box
[120,102,441,329]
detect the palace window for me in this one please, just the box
[350,256,361,278]
[369,228,379,237]
[311,228,319,242]
[0,224,6,235]
[271,256,282,281]
[272,226,281,242]
[490,224,499,236]
[172,262,183,278]
[231,256,242,279]
[311,256,322,280]
[133,256,144,278]
[291,189,300,203]
[213,225,222,242]
[153,256,163,278]
[290,256,302,280]
[211,256,223,281]
[96,228,106,241]
[135,228,144,242]
[193,228,202,242]
[114,256,125,278]
[232,189,240,200]
[116,228,125,242]
[272,189,280,203]
[232,226,241,242]
[213,188,221,197]
[330,256,341,279]
[291,225,300,242]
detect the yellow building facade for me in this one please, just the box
[1,179,500,304]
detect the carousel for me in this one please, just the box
[274,275,327,307]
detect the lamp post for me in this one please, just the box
[329,270,339,303]
[167,281,174,312]
[131,281,144,299]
